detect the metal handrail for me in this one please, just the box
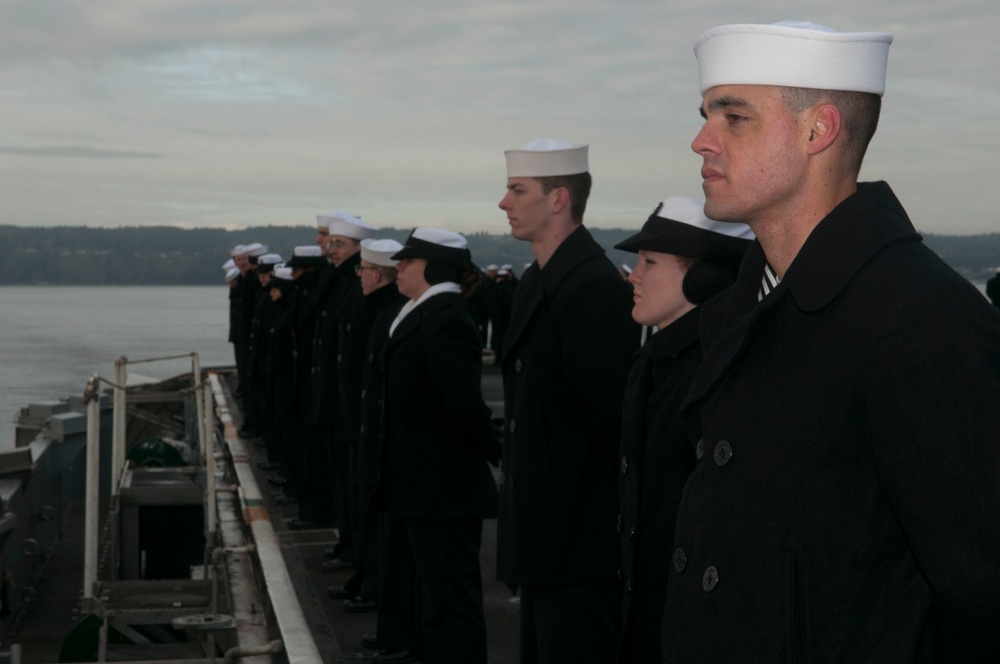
[208,372,322,664]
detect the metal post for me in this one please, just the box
[204,381,217,538]
[83,375,101,600]
[203,381,218,613]
[192,353,203,453]
[112,356,128,499]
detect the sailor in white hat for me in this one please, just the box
[232,242,269,415]
[245,252,284,454]
[244,242,269,267]
[297,212,377,537]
[496,138,639,663]
[500,138,591,266]
[230,244,250,277]
[332,237,410,618]
[284,244,327,275]
[316,210,377,268]
[357,238,403,297]
[667,20,1000,662]
[254,252,283,287]
[261,263,298,485]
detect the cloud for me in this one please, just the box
[0,0,997,232]
[0,145,163,158]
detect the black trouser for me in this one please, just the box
[331,436,356,560]
[381,515,487,663]
[519,580,623,664]
[298,425,336,524]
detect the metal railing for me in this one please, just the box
[69,354,321,663]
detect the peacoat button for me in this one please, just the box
[509,419,516,433]
[347,323,352,331]
[361,389,366,399]
[702,565,719,592]
[515,358,523,372]
[620,456,629,474]
[629,527,635,542]
[617,569,623,581]
[695,439,704,460]
[673,547,687,574]
[368,352,374,362]
[337,354,342,362]
[713,440,733,466]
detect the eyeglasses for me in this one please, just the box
[354,265,379,275]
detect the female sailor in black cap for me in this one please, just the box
[371,227,498,664]
[613,198,751,664]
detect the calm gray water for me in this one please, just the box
[0,286,232,450]
[0,281,990,451]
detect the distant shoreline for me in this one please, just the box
[1,225,998,285]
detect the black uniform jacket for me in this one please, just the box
[618,308,700,664]
[374,290,498,519]
[291,269,321,414]
[234,273,260,366]
[310,255,360,425]
[663,182,1000,662]
[266,294,297,416]
[498,225,639,586]
[358,284,407,494]
[335,278,371,443]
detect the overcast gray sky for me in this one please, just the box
[1,1,997,235]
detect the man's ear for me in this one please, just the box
[805,103,841,155]
[550,186,571,215]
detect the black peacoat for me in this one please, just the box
[617,308,700,664]
[497,225,640,586]
[357,283,407,494]
[374,290,498,519]
[310,254,360,425]
[663,182,1000,662]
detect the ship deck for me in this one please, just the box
[3,365,520,663]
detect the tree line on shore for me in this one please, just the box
[0,224,996,285]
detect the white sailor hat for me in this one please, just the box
[505,138,589,178]
[486,264,499,272]
[222,258,235,271]
[317,210,378,240]
[230,244,248,257]
[392,227,473,270]
[244,242,268,257]
[615,197,754,269]
[285,245,327,268]
[225,267,240,282]
[255,253,283,272]
[497,268,510,277]
[271,265,294,284]
[695,21,893,96]
[360,238,404,268]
